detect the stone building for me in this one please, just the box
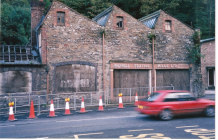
[0,0,203,100]
[200,38,215,90]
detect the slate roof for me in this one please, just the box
[139,9,194,30]
[92,6,113,26]
[138,10,161,29]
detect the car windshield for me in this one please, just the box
[148,92,161,101]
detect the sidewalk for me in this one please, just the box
[202,90,215,100]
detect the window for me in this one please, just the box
[116,16,123,28]
[165,20,171,31]
[147,92,161,102]
[57,12,65,25]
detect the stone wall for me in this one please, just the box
[201,40,215,88]
[154,11,195,63]
[0,65,47,94]
[41,1,104,93]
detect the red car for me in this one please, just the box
[135,90,215,120]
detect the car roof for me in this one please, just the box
[154,90,190,93]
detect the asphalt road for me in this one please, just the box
[0,106,215,139]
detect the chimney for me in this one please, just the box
[30,0,45,47]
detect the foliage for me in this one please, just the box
[148,33,156,42]
[193,31,201,45]
[187,44,204,64]
[59,0,112,19]
[187,31,204,64]
[100,29,106,37]
[0,2,31,45]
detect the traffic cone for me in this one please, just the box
[48,99,57,117]
[8,102,17,121]
[135,92,139,106]
[118,93,124,109]
[79,97,87,113]
[148,91,150,97]
[28,100,36,119]
[98,96,104,111]
[63,98,72,115]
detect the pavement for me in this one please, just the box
[202,90,215,100]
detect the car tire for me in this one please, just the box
[159,109,173,121]
[205,106,215,117]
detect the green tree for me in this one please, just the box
[0,1,31,45]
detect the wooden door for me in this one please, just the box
[156,70,190,90]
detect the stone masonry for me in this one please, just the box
[201,40,215,89]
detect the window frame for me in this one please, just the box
[116,16,124,29]
[57,11,65,26]
[165,20,172,32]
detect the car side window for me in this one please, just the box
[178,93,196,101]
[163,93,179,102]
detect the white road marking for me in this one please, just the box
[74,132,103,139]
[14,114,25,116]
[0,125,15,127]
[176,125,199,128]
[107,108,117,110]
[56,115,138,122]
[128,129,153,132]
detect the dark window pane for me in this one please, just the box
[4,47,8,53]
[15,48,20,53]
[57,12,65,24]
[61,16,64,23]
[57,17,61,23]
[116,17,123,28]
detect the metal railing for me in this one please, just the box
[0,45,35,62]
[0,86,190,115]
[0,91,106,115]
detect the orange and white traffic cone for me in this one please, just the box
[79,97,87,113]
[98,96,104,111]
[135,92,139,106]
[8,102,17,121]
[148,91,150,98]
[28,100,36,119]
[118,93,124,109]
[48,99,57,117]
[63,98,72,115]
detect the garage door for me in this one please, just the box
[156,70,190,90]
[55,64,96,93]
[114,69,149,97]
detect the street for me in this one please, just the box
[0,105,215,139]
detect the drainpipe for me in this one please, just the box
[46,39,49,103]
[152,36,156,91]
[103,33,105,98]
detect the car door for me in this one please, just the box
[177,93,199,114]
[162,93,181,115]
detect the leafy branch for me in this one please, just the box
[148,33,156,43]
[187,31,204,64]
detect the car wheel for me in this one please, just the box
[159,109,173,121]
[205,106,215,117]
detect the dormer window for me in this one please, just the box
[57,12,65,26]
[116,16,123,28]
[165,20,171,31]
